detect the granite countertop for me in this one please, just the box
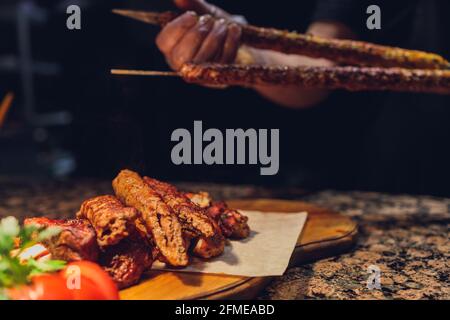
[0,178,448,300]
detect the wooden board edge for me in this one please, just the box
[291,227,358,266]
[186,226,359,300]
[119,199,359,300]
[197,277,273,300]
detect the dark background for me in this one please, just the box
[1,0,449,196]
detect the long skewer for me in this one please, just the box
[113,9,177,26]
[111,64,450,95]
[111,69,179,77]
[112,9,450,70]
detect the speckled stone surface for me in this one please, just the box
[261,192,449,300]
[0,178,448,300]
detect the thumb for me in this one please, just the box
[173,0,231,19]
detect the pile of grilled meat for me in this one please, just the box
[25,170,250,289]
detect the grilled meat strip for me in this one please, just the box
[144,178,224,258]
[180,63,450,95]
[241,25,449,70]
[112,170,188,267]
[76,195,139,248]
[206,202,250,240]
[184,192,212,209]
[24,217,99,262]
[192,231,225,259]
[185,192,250,239]
[114,10,450,70]
[143,177,215,238]
[100,234,154,289]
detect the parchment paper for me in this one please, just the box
[152,210,308,277]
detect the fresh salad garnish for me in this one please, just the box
[0,216,66,300]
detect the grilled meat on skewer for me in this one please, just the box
[143,177,215,238]
[76,195,139,248]
[24,217,99,262]
[179,63,450,95]
[112,170,188,267]
[112,10,450,70]
[241,25,450,70]
[100,234,154,289]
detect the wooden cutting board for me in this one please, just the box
[120,199,358,300]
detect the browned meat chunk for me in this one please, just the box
[76,195,139,248]
[24,217,99,262]
[185,192,212,209]
[192,223,226,260]
[207,202,250,239]
[143,178,225,258]
[143,177,215,238]
[100,235,153,289]
[112,170,188,267]
[186,192,250,239]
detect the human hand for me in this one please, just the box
[156,0,244,70]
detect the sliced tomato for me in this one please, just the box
[7,261,119,300]
[7,274,73,300]
[61,261,119,300]
[67,275,107,300]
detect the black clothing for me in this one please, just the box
[310,0,450,196]
[62,1,449,196]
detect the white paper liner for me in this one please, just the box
[152,210,308,277]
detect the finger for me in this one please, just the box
[156,12,198,55]
[174,0,231,19]
[193,19,228,63]
[219,23,242,63]
[169,15,215,70]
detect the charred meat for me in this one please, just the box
[191,219,226,259]
[144,177,225,258]
[112,170,188,267]
[186,192,250,239]
[185,192,212,209]
[100,235,153,289]
[180,63,450,95]
[76,195,139,248]
[206,202,250,240]
[118,10,450,70]
[24,217,99,262]
[144,177,215,238]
